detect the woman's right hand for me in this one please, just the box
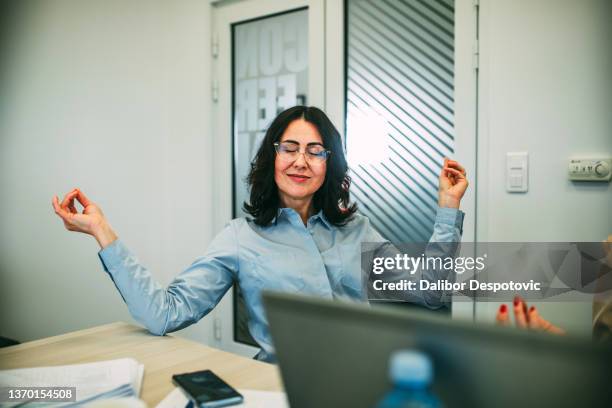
[52,188,118,248]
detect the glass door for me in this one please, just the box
[233,8,309,218]
[211,0,325,357]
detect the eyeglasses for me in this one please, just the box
[273,141,331,164]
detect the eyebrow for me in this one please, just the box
[282,139,325,147]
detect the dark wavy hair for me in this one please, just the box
[243,106,357,227]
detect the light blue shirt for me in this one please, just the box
[98,207,464,362]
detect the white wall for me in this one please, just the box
[475,0,612,334]
[0,0,216,345]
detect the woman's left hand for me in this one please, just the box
[438,158,468,209]
[496,296,565,335]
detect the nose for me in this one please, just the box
[292,152,308,169]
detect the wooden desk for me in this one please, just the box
[0,322,283,406]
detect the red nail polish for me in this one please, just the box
[500,304,507,313]
[529,306,535,313]
[513,297,519,306]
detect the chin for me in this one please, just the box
[277,182,318,200]
[284,187,314,199]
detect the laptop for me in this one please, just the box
[263,291,612,408]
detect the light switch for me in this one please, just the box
[509,175,523,188]
[506,152,528,193]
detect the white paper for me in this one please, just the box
[0,358,144,402]
[84,397,147,408]
[238,390,289,408]
[155,388,189,408]
[156,387,289,408]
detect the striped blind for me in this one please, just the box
[346,0,455,243]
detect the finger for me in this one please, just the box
[60,188,78,204]
[446,160,466,175]
[529,307,565,334]
[444,167,465,178]
[513,296,528,328]
[60,190,79,209]
[75,189,92,207]
[528,306,542,330]
[439,159,449,177]
[444,167,466,180]
[496,304,510,326]
[52,195,73,221]
[544,323,565,335]
[64,195,77,214]
[52,195,61,213]
[52,195,65,215]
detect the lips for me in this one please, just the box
[287,173,311,183]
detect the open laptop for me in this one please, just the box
[262,292,612,408]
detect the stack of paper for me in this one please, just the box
[0,358,144,406]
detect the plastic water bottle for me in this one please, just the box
[376,350,442,408]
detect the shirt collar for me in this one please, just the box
[275,208,332,229]
[274,208,291,226]
[309,209,333,229]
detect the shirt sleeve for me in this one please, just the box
[366,207,464,309]
[97,223,238,335]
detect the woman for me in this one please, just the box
[52,106,468,362]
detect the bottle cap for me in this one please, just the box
[389,350,433,387]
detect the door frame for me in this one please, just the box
[451,0,478,320]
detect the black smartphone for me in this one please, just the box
[172,369,244,408]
